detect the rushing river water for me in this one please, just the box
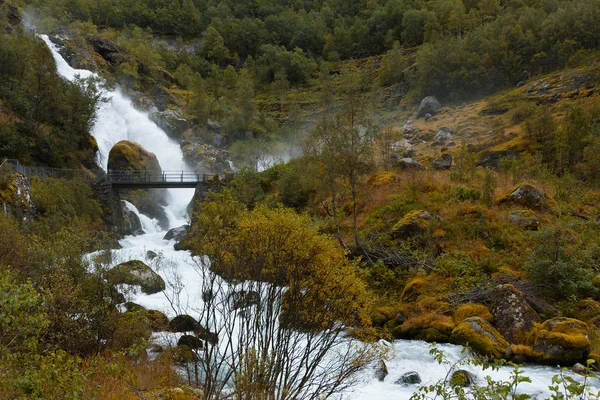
[40,34,599,399]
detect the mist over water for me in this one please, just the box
[41,35,598,399]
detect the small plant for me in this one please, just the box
[451,186,482,202]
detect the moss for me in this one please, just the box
[370,171,397,187]
[450,317,509,359]
[449,370,473,387]
[400,276,428,303]
[107,140,161,172]
[391,210,431,238]
[454,303,493,324]
[533,318,590,364]
[393,313,455,342]
[107,260,165,295]
[576,299,600,322]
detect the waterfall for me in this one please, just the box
[40,35,597,399]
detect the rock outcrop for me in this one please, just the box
[149,108,191,140]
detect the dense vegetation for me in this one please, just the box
[4,0,600,397]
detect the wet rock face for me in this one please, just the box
[88,35,127,65]
[149,109,191,140]
[395,371,421,385]
[488,284,539,344]
[417,96,441,118]
[181,141,231,174]
[122,200,144,235]
[163,224,190,241]
[375,360,388,382]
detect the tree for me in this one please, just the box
[203,26,231,65]
[181,193,376,399]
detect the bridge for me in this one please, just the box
[1,159,227,189]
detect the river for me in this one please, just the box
[40,34,598,399]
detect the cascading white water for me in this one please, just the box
[41,35,598,399]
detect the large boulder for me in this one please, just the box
[449,370,474,387]
[498,184,552,211]
[107,260,165,294]
[391,210,433,239]
[149,108,191,140]
[392,313,455,342]
[508,210,540,230]
[163,224,190,241]
[169,315,200,333]
[108,141,169,229]
[393,157,424,170]
[488,284,539,344]
[450,317,510,359]
[533,318,590,365]
[177,334,204,350]
[417,96,442,118]
[181,140,231,174]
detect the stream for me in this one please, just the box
[41,34,599,399]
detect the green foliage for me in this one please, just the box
[436,251,483,292]
[451,186,482,202]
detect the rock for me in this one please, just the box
[88,35,127,65]
[231,290,261,310]
[424,113,433,122]
[124,302,146,312]
[207,119,222,130]
[402,122,416,134]
[392,210,433,239]
[450,317,510,359]
[181,140,231,174]
[375,360,388,382]
[454,303,493,324]
[148,343,164,353]
[146,310,169,332]
[108,260,165,294]
[396,311,407,324]
[517,70,530,86]
[508,210,540,230]
[108,140,169,229]
[433,128,453,143]
[169,315,200,333]
[149,108,191,140]
[572,363,587,375]
[446,141,456,148]
[432,153,453,170]
[450,370,474,387]
[488,284,539,344]
[392,313,455,342]
[121,200,144,235]
[146,250,158,260]
[479,149,519,168]
[163,225,190,241]
[393,157,424,170]
[391,139,413,152]
[417,96,442,118]
[196,325,218,345]
[177,334,204,350]
[576,299,600,322]
[395,371,421,385]
[498,184,552,211]
[533,318,590,365]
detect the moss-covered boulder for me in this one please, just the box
[108,140,162,172]
[391,210,433,239]
[108,140,169,229]
[576,299,600,322]
[177,334,204,350]
[196,325,218,345]
[498,184,553,211]
[449,370,474,387]
[454,304,493,324]
[169,315,200,333]
[488,284,539,344]
[392,313,455,342]
[146,309,169,332]
[533,317,590,365]
[450,317,510,359]
[108,260,165,294]
[508,210,540,230]
[400,277,428,303]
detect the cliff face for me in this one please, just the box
[0,173,36,223]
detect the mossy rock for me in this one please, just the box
[488,284,539,344]
[392,313,455,342]
[177,334,204,350]
[577,299,600,322]
[508,209,540,230]
[391,210,432,239]
[370,305,398,327]
[454,303,493,324]
[107,260,165,295]
[196,325,218,345]
[498,184,553,211]
[146,309,169,332]
[533,317,590,365]
[169,315,200,333]
[107,140,162,172]
[400,277,428,303]
[449,370,474,387]
[450,317,510,359]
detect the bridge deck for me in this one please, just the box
[2,159,225,189]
